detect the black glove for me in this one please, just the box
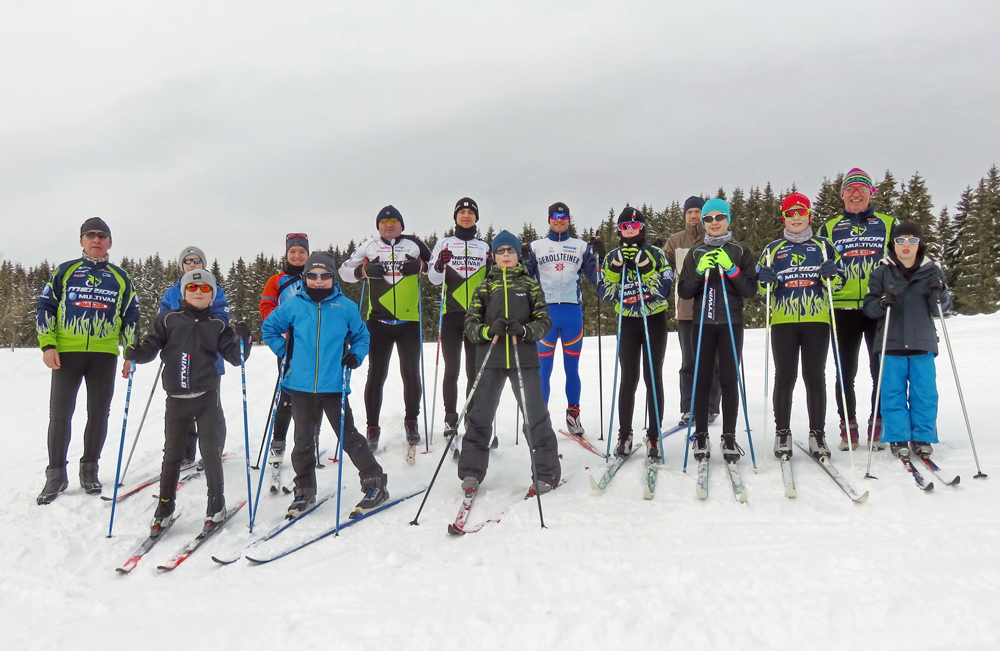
[608,249,625,271]
[486,318,508,339]
[757,265,777,284]
[342,352,361,370]
[634,247,653,275]
[879,292,899,309]
[589,237,606,261]
[363,261,385,279]
[233,321,251,343]
[399,254,423,276]
[506,320,526,338]
[434,249,454,273]
[927,276,945,304]
[819,259,839,279]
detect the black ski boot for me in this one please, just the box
[614,431,633,459]
[79,462,102,495]
[646,436,661,463]
[352,474,389,517]
[461,476,479,497]
[150,497,175,537]
[366,425,381,452]
[910,441,933,456]
[890,442,910,458]
[444,412,459,439]
[529,477,557,496]
[37,467,69,505]
[677,412,691,427]
[708,412,719,425]
[204,490,227,531]
[692,432,710,460]
[721,433,743,463]
[287,487,317,519]
[404,419,420,446]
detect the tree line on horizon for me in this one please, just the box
[1,165,998,349]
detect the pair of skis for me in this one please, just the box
[899,453,960,491]
[589,422,688,498]
[790,441,868,502]
[447,481,563,535]
[103,452,237,503]
[694,452,748,503]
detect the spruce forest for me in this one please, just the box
[2,166,998,349]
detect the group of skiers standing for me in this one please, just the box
[34,166,954,531]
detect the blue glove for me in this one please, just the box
[819,259,838,279]
[757,265,777,284]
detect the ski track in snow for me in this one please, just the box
[3,314,1000,650]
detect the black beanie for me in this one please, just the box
[81,217,111,238]
[616,206,645,226]
[454,197,479,222]
[376,205,404,230]
[683,196,706,213]
[548,202,570,219]
[892,221,923,241]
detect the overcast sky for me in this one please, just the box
[2,0,998,268]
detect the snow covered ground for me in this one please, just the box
[2,313,999,651]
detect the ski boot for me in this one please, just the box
[204,490,227,531]
[366,425,381,452]
[529,477,556,496]
[461,476,479,497]
[37,467,69,505]
[404,419,420,446]
[868,418,885,450]
[268,439,286,464]
[566,405,584,437]
[287,488,317,519]
[614,431,633,459]
[677,412,691,427]
[490,435,499,449]
[890,442,910,458]
[443,412,459,439]
[707,412,719,425]
[150,498,175,537]
[809,430,831,459]
[910,441,933,457]
[773,429,792,459]
[646,436,661,463]
[721,433,743,463]
[352,474,389,518]
[838,419,859,451]
[79,462,102,495]
[691,432,710,460]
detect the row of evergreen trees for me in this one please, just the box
[2,166,997,349]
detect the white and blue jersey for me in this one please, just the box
[525,232,599,305]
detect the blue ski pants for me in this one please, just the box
[879,352,939,444]
[537,303,584,405]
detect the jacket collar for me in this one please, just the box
[547,229,570,242]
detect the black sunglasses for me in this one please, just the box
[306,272,334,281]
[702,214,728,223]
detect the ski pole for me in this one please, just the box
[429,277,447,445]
[596,290,604,441]
[761,250,772,472]
[252,375,280,469]
[251,340,291,530]
[512,336,546,528]
[935,298,987,478]
[821,247,855,468]
[684,273,711,473]
[634,268,664,461]
[107,361,135,538]
[865,306,892,479]
[418,278,430,451]
[604,271,626,462]
[334,365,351,537]
[119,361,163,485]
[717,263,757,471]
[410,336,498,526]
[239,339,253,528]
[516,407,519,445]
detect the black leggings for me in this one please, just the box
[771,322,829,432]
[161,391,226,501]
[832,309,880,422]
[364,320,422,426]
[272,357,293,443]
[617,311,668,437]
[441,312,475,415]
[678,320,721,415]
[47,352,117,469]
[694,324,743,433]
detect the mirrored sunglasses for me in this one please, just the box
[550,212,569,221]
[782,208,811,219]
[183,256,203,265]
[617,221,643,231]
[495,246,518,255]
[305,272,334,281]
[702,214,728,223]
[83,231,110,240]
[185,283,213,294]
[286,232,308,240]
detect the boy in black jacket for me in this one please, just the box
[124,269,251,535]
[863,222,951,458]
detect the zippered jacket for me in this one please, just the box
[127,302,247,396]
[37,257,139,354]
[261,284,370,394]
[665,222,707,321]
[757,237,844,325]
[338,234,431,322]
[427,234,491,315]
[525,231,599,305]
[677,241,757,325]
[817,208,898,309]
[464,264,551,369]
[862,255,952,356]
[260,271,303,320]
[598,243,673,318]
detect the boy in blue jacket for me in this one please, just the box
[262,252,388,517]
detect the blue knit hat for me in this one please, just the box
[491,230,521,255]
[701,198,732,223]
[683,196,705,213]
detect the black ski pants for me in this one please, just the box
[677,319,721,416]
[771,322,829,432]
[290,390,383,491]
[617,311,668,438]
[272,356,293,444]
[364,320,422,426]
[46,351,117,469]
[161,391,226,502]
[694,323,743,434]
[441,312,475,416]
[181,400,227,461]
[459,366,561,485]
[832,308,880,423]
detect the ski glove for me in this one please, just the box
[879,292,899,309]
[927,275,945,304]
[633,247,653,274]
[696,250,718,274]
[434,248,454,273]
[714,248,735,271]
[233,321,252,344]
[589,236,606,261]
[620,244,639,263]
[505,320,526,338]
[363,261,385,280]
[608,249,626,271]
[819,259,839,279]
[342,353,361,370]
[399,254,424,276]
[757,265,777,284]
[486,318,509,340]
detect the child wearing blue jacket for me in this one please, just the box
[262,252,388,517]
